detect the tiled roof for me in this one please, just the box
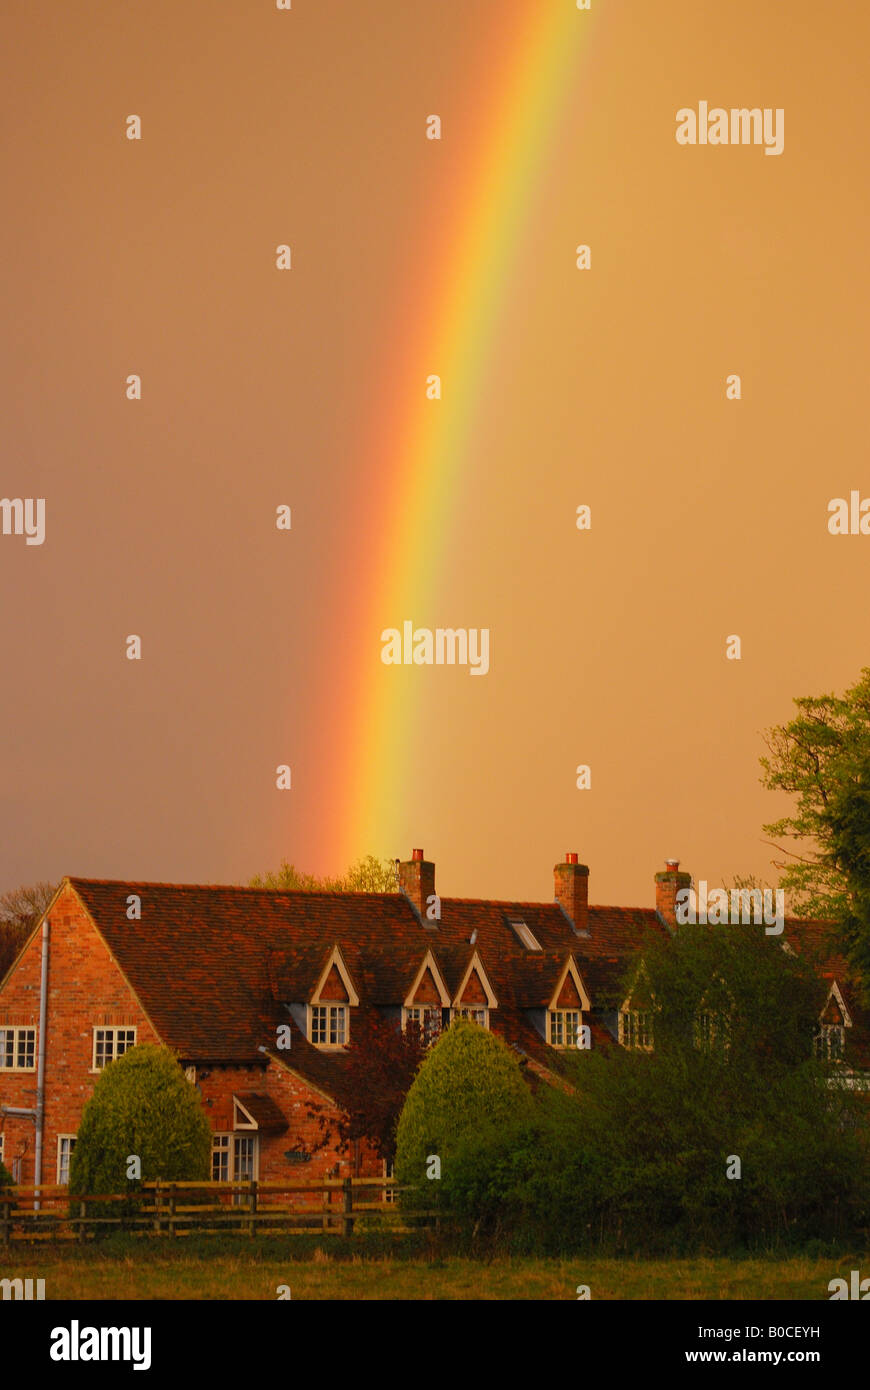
[781,917,870,1069]
[65,877,867,1095]
[67,878,665,1089]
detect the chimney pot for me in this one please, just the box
[566,852,578,864]
[412,848,424,862]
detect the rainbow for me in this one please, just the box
[332,1,598,866]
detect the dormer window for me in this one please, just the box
[308,946,358,1049]
[310,1004,347,1047]
[694,1011,730,1055]
[545,957,590,1049]
[619,963,655,1052]
[404,1005,443,1045]
[815,1023,845,1061]
[451,1006,488,1028]
[508,919,542,951]
[450,953,497,1029]
[619,1009,653,1051]
[815,982,851,1063]
[548,1010,582,1048]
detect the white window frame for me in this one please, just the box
[816,1023,845,1061]
[231,1133,258,1184]
[308,1003,348,1047]
[619,1009,654,1051]
[403,1005,443,1045]
[211,1133,231,1183]
[451,1006,489,1029]
[211,1132,259,1203]
[56,1135,77,1186]
[508,919,542,951]
[548,1009,582,1048]
[694,1010,731,1054]
[91,1026,137,1072]
[0,1026,37,1071]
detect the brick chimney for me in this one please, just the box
[655,858,692,929]
[398,848,436,923]
[554,853,589,933]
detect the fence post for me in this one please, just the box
[342,1176,354,1237]
[0,1195,10,1246]
[153,1179,161,1235]
[78,1200,86,1244]
[168,1184,177,1239]
[248,1179,257,1237]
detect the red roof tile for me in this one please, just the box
[64,878,867,1094]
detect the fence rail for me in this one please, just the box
[0,1177,439,1243]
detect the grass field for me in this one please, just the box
[1,1241,864,1299]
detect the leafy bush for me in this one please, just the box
[395,1020,534,1207]
[69,1043,212,1227]
[437,929,870,1254]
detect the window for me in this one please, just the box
[694,1010,731,1055]
[620,1009,653,1050]
[92,1027,136,1070]
[451,1007,488,1028]
[310,1005,347,1046]
[211,1134,231,1183]
[212,1134,259,1196]
[695,1013,715,1049]
[816,1024,845,1061]
[549,1010,581,1048]
[0,1027,36,1071]
[233,1135,256,1183]
[508,919,542,951]
[404,1006,443,1045]
[56,1136,77,1186]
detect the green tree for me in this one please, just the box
[69,1044,212,1219]
[444,928,870,1253]
[250,855,397,893]
[760,667,870,983]
[818,750,870,995]
[759,667,870,918]
[564,927,869,1249]
[394,1019,534,1206]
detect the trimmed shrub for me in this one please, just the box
[395,1019,534,1207]
[69,1043,212,1227]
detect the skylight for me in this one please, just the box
[508,918,542,951]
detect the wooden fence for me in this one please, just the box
[0,1177,440,1243]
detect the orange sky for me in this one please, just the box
[1,1,868,909]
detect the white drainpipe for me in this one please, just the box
[33,918,49,1212]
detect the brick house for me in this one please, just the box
[0,851,866,1192]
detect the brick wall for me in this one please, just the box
[0,884,380,1192]
[0,884,159,1185]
